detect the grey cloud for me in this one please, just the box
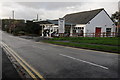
[1,2,118,20]
[17,2,84,10]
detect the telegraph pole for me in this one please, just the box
[12,10,15,34]
[117,1,120,36]
[37,14,38,21]
[12,10,14,19]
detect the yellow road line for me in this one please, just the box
[2,42,45,80]
[3,45,37,80]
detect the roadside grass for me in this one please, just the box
[43,40,119,53]
[50,37,120,46]
[71,40,118,46]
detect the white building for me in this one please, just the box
[64,8,116,37]
[37,8,116,37]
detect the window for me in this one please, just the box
[82,27,84,30]
[106,28,111,32]
[106,28,111,36]
[73,30,76,33]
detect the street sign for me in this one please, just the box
[58,18,65,33]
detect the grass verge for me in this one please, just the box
[50,37,120,46]
[43,40,119,54]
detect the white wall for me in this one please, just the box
[75,24,86,33]
[75,24,86,27]
[85,10,116,34]
[53,25,58,32]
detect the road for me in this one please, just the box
[0,47,2,80]
[1,30,120,79]
[0,30,2,80]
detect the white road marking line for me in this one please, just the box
[59,54,109,70]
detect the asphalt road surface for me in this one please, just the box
[0,30,2,80]
[0,31,21,80]
[0,47,2,80]
[1,30,120,79]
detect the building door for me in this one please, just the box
[95,27,101,37]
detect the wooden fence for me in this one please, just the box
[59,32,119,37]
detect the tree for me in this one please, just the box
[25,21,41,35]
[111,11,120,37]
[111,11,120,26]
[2,19,14,32]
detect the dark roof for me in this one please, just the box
[63,8,104,24]
[36,20,52,24]
[48,20,76,26]
[36,20,76,26]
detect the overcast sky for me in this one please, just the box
[0,0,119,20]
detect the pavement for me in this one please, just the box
[19,35,50,42]
[2,48,22,80]
[1,30,120,80]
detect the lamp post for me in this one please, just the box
[12,10,15,34]
[115,19,119,36]
[70,24,73,37]
[112,24,115,37]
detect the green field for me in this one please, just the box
[43,37,119,53]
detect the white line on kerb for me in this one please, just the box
[59,54,109,70]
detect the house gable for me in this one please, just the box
[85,9,115,33]
[63,8,104,24]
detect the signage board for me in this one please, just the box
[58,18,65,33]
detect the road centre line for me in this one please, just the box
[2,42,45,80]
[36,42,120,61]
[59,54,109,70]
